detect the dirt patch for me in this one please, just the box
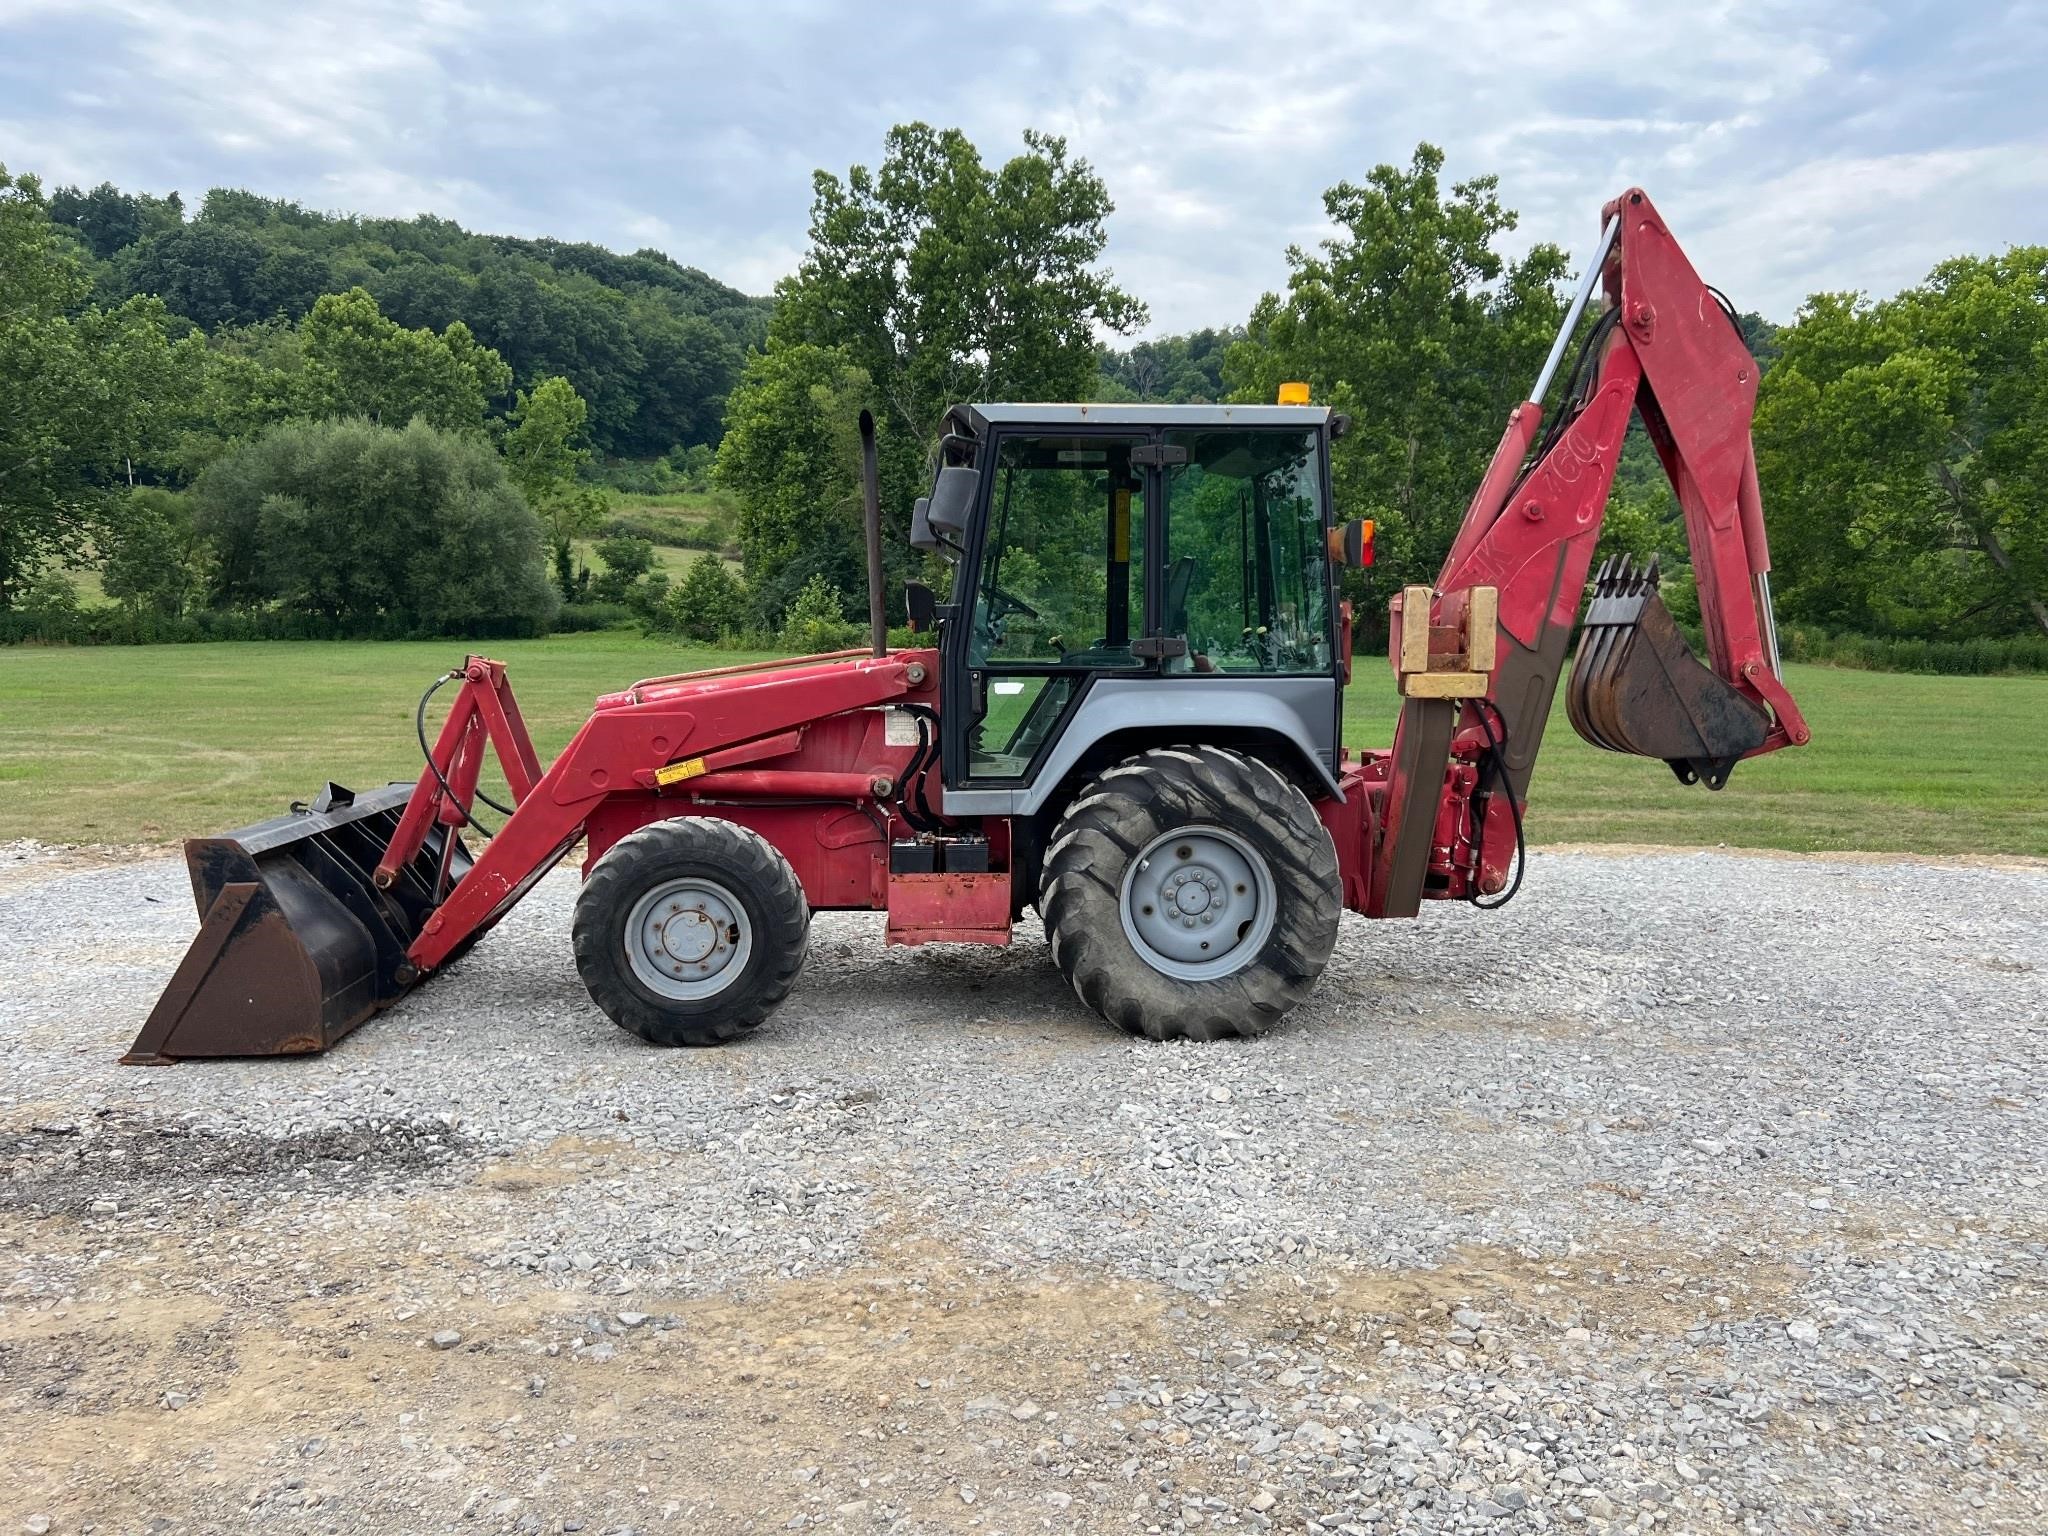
[473,1135,656,1194]
[1324,1231,1807,1342]
[0,841,172,893]
[0,1223,1184,1531]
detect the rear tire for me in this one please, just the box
[573,818,808,1046]
[1040,746,1340,1041]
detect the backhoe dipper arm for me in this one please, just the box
[1369,188,1811,916]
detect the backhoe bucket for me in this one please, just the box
[124,783,471,1064]
[1567,556,1769,789]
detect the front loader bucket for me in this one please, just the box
[1567,556,1770,789]
[124,783,472,1064]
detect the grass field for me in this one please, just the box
[1,634,2042,854]
[570,537,742,582]
[578,486,742,580]
[606,488,734,519]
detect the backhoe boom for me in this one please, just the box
[1367,188,1810,916]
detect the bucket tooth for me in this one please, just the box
[1567,556,1770,789]
[123,783,472,1064]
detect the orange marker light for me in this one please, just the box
[1277,381,1311,405]
[1327,518,1376,567]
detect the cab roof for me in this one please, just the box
[949,402,1331,433]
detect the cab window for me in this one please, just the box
[1162,428,1330,674]
[969,435,1147,669]
[962,433,1148,779]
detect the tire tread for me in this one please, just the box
[1039,745,1340,1042]
[572,817,808,1047]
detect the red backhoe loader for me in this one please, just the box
[126,189,1809,1062]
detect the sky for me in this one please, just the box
[3,0,2044,336]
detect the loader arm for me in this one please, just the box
[1369,188,1810,916]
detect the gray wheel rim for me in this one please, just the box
[1118,824,1276,981]
[624,877,752,1000]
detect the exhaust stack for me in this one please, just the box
[859,409,886,658]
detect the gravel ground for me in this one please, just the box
[2,841,2044,1536]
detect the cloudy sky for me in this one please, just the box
[3,0,2043,334]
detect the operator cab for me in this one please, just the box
[911,402,1351,807]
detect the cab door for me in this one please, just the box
[940,429,1154,787]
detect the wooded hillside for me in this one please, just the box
[46,180,769,458]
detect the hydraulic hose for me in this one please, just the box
[415,671,515,833]
[1466,697,1526,911]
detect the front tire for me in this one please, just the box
[572,818,808,1046]
[1039,746,1340,1041]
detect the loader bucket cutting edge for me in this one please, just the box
[1566,556,1771,790]
[123,782,473,1064]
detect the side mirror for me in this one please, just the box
[925,465,979,541]
[903,581,938,633]
[908,497,937,553]
[1327,517,1375,568]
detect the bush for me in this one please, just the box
[600,511,733,553]
[667,442,717,491]
[18,572,81,624]
[553,601,635,633]
[627,571,671,624]
[588,446,719,496]
[192,417,557,634]
[661,554,751,642]
[588,456,679,495]
[778,573,862,655]
[0,599,558,646]
[1778,624,2048,675]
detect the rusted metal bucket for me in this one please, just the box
[1567,556,1769,790]
[123,783,471,1064]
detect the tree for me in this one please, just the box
[663,553,750,641]
[47,181,181,261]
[714,342,871,621]
[0,166,199,609]
[1098,329,1238,403]
[761,123,1146,609]
[503,374,607,599]
[1756,251,2048,639]
[297,287,511,431]
[589,533,655,603]
[190,417,556,633]
[504,374,590,497]
[117,221,270,327]
[101,487,205,617]
[169,321,305,474]
[1225,144,1570,618]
